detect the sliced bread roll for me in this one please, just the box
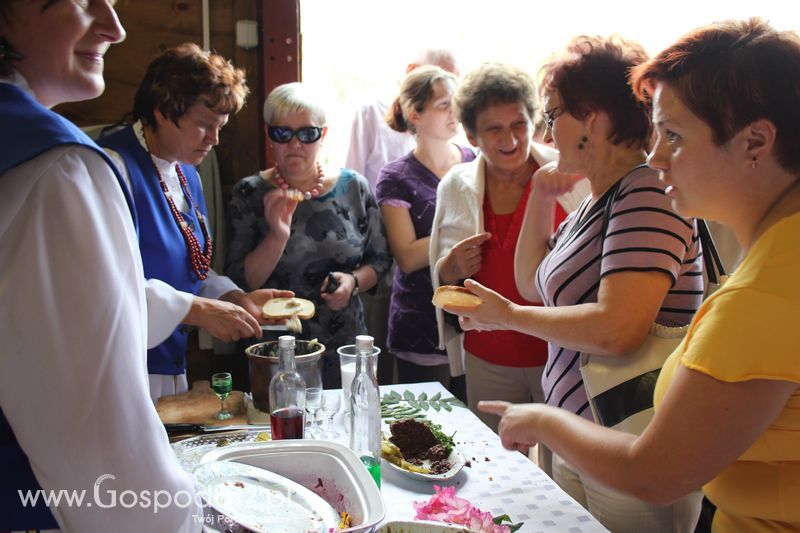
[262,297,316,320]
[431,285,483,309]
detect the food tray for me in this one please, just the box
[200,440,385,533]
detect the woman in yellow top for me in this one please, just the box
[476,18,800,531]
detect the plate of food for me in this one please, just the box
[381,419,466,482]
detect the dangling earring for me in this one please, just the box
[751,156,757,169]
[578,135,588,150]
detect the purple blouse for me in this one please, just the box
[375,147,476,357]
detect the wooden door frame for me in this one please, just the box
[257,0,301,168]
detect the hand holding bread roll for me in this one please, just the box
[436,279,515,333]
[432,285,483,309]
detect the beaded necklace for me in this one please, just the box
[144,135,213,280]
[272,162,325,200]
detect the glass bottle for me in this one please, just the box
[348,335,381,487]
[269,335,306,440]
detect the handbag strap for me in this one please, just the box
[600,178,727,286]
[696,219,726,284]
[599,178,623,255]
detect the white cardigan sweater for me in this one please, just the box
[429,143,589,376]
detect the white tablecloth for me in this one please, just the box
[363,382,607,532]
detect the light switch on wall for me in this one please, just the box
[236,20,258,49]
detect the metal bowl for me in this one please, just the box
[245,339,325,412]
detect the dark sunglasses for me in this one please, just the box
[267,125,324,144]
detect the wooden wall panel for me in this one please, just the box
[55,0,265,191]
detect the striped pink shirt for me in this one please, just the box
[535,165,703,419]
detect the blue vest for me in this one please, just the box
[99,127,209,375]
[0,83,135,531]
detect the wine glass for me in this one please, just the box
[211,372,233,420]
[319,390,342,440]
[304,387,323,438]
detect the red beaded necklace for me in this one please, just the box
[272,162,325,200]
[144,135,213,280]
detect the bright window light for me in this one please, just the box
[300,0,800,167]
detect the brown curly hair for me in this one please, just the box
[133,43,249,129]
[453,63,538,137]
[539,35,651,150]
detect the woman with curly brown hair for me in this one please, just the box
[100,43,291,402]
[429,63,586,434]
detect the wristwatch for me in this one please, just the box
[350,272,359,297]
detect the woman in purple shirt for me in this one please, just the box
[375,66,475,394]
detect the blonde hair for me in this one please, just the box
[263,82,326,126]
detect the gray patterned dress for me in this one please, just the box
[226,168,391,387]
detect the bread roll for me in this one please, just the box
[261,297,316,320]
[431,285,483,309]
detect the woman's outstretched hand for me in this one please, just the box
[479,400,544,454]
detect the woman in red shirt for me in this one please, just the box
[429,63,587,435]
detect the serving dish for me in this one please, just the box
[383,449,467,482]
[194,461,340,532]
[200,439,385,533]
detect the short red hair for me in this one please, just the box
[540,35,651,150]
[631,18,800,175]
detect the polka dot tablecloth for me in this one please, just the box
[376,382,608,532]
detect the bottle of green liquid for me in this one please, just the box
[348,335,381,487]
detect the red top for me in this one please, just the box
[464,179,567,367]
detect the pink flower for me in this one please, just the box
[413,486,512,533]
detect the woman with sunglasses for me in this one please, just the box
[226,82,391,388]
[99,43,292,403]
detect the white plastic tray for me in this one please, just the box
[200,440,385,533]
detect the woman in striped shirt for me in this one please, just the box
[444,36,704,532]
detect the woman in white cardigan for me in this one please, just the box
[429,63,586,432]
